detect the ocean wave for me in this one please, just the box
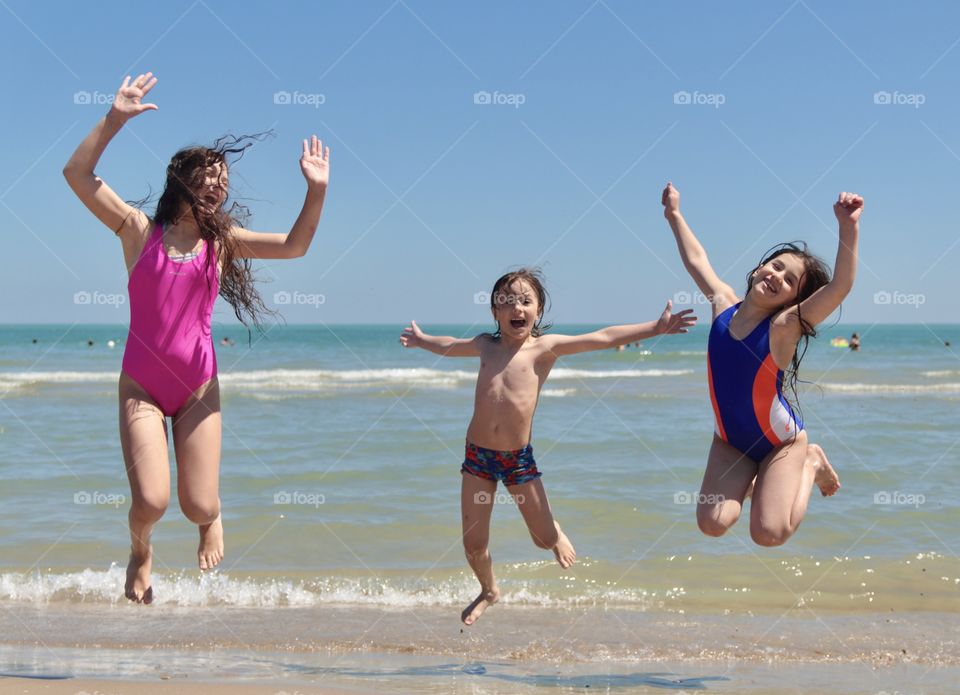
[541,388,577,397]
[0,367,695,393]
[817,382,960,394]
[0,567,656,609]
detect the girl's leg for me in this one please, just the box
[171,377,223,570]
[460,473,498,625]
[696,435,759,537]
[507,478,576,569]
[119,373,170,604]
[749,431,840,547]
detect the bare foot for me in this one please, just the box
[198,514,224,570]
[461,587,500,626]
[125,546,153,604]
[553,522,576,568]
[808,444,840,496]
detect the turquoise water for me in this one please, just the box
[0,323,958,618]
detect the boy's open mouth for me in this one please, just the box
[510,319,526,329]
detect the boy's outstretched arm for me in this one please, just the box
[231,136,330,260]
[400,320,482,357]
[544,301,696,357]
[63,73,157,239]
[779,192,863,332]
[662,182,738,310]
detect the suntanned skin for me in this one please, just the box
[662,182,859,546]
[64,71,330,603]
[402,279,696,623]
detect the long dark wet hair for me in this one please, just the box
[152,133,277,335]
[746,242,831,417]
[489,267,552,338]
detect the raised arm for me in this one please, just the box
[62,73,157,239]
[399,320,482,357]
[543,301,696,357]
[778,192,863,333]
[662,182,738,312]
[230,136,329,260]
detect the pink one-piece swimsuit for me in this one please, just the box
[121,222,219,416]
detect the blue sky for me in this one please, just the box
[0,0,957,326]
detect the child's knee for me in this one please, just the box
[697,507,734,538]
[130,494,168,524]
[463,535,489,560]
[179,497,220,525]
[750,521,792,547]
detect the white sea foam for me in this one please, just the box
[541,388,577,397]
[0,367,695,393]
[0,568,656,609]
[818,382,960,394]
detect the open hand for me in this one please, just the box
[661,181,680,219]
[400,320,424,348]
[656,300,697,335]
[110,73,159,121]
[833,192,864,227]
[300,135,330,188]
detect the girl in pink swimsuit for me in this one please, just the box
[64,72,331,603]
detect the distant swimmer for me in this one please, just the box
[849,332,860,351]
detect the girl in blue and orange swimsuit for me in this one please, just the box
[64,72,330,603]
[662,182,861,547]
